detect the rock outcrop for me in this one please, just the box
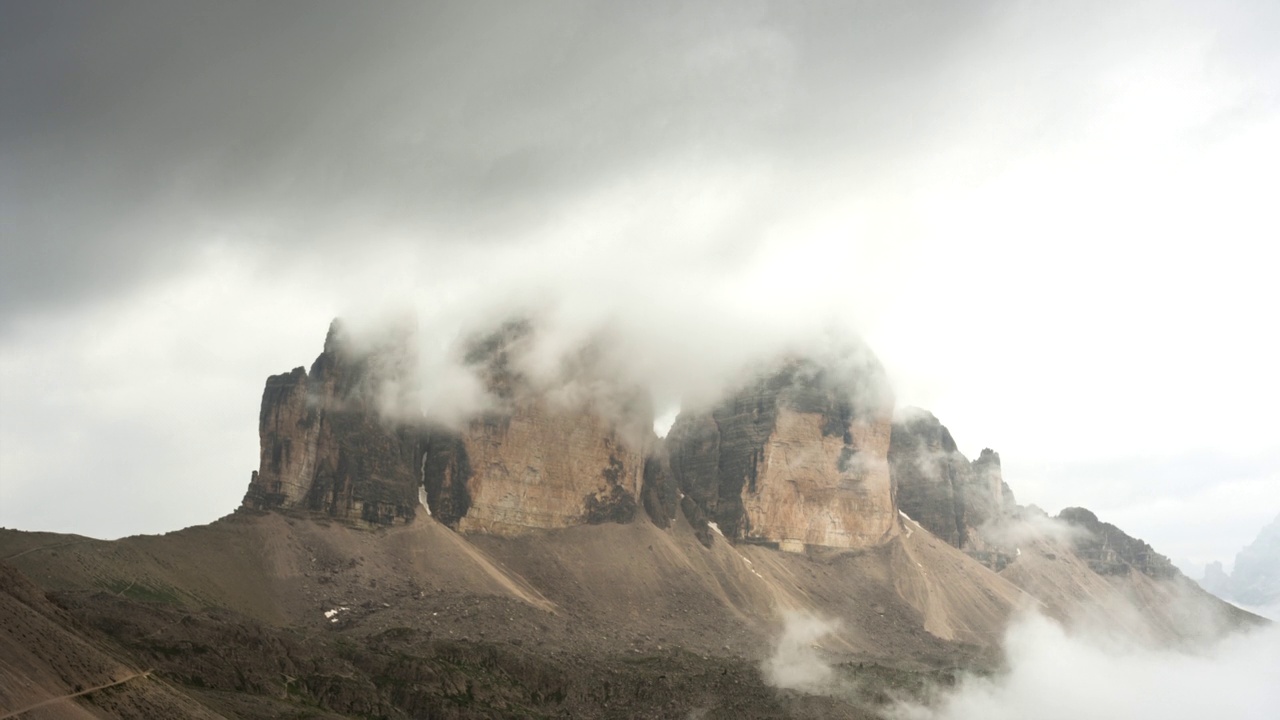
[434,321,652,536]
[444,399,647,535]
[639,440,680,529]
[243,319,654,536]
[241,319,427,525]
[666,351,898,552]
[1201,560,1232,597]
[1225,512,1280,607]
[1057,507,1178,578]
[1199,512,1280,613]
[888,409,1012,558]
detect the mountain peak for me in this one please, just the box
[1057,506,1179,579]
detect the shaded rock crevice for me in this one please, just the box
[639,443,679,529]
[419,433,472,529]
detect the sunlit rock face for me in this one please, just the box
[443,401,645,535]
[666,350,898,551]
[432,321,652,536]
[241,320,426,524]
[243,318,653,534]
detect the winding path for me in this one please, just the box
[0,671,152,719]
[2,540,92,561]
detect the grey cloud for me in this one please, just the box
[9,0,1278,325]
[1,1,1003,324]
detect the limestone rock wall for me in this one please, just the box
[888,409,1015,568]
[667,356,898,551]
[243,318,652,534]
[967,448,1008,530]
[448,399,645,536]
[1199,513,1280,608]
[889,410,970,547]
[433,321,651,535]
[1219,513,1280,607]
[241,321,425,525]
[1058,507,1178,579]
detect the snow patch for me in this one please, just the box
[734,548,764,578]
[705,523,765,579]
[418,486,431,515]
[324,606,350,623]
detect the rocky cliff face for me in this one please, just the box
[1201,560,1232,596]
[666,353,898,551]
[247,321,1011,554]
[887,409,1011,557]
[432,321,652,536]
[243,319,654,536]
[444,398,647,535]
[886,411,1184,580]
[1057,507,1178,579]
[241,320,426,525]
[1227,513,1280,607]
[1199,513,1280,613]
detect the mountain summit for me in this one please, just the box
[0,318,1262,719]
[1201,513,1280,618]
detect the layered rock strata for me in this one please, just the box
[666,354,898,551]
[1057,507,1178,578]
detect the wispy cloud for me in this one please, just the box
[891,612,1280,720]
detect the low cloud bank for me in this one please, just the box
[891,612,1280,720]
[976,510,1090,550]
[334,273,891,436]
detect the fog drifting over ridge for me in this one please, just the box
[891,613,1280,720]
[1,1,1278,573]
[759,580,1280,718]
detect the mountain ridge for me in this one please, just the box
[1201,513,1280,618]
[0,318,1262,718]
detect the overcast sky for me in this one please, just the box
[2,0,1277,574]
